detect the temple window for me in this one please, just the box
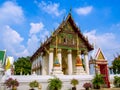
[64,38,67,44]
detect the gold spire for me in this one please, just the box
[76,56,82,66]
[76,34,83,66]
[77,34,79,55]
[54,35,60,66]
[56,35,58,57]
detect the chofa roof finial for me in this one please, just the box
[69,7,72,14]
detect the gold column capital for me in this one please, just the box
[49,48,54,52]
[57,49,61,53]
[67,49,72,54]
[77,50,81,55]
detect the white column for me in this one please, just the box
[49,48,54,75]
[84,50,89,74]
[57,49,62,70]
[41,53,46,75]
[67,50,73,75]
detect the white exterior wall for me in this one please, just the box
[49,51,53,75]
[41,56,46,75]
[84,51,89,75]
[0,74,118,90]
[67,50,73,75]
[0,75,93,90]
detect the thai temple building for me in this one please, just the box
[0,13,112,90]
[30,13,111,88]
[30,13,94,75]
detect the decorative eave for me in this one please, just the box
[30,13,94,62]
[65,13,93,51]
[89,59,108,64]
[96,60,108,64]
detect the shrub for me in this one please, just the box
[48,77,62,90]
[4,78,19,88]
[83,82,92,88]
[114,76,120,87]
[92,74,104,89]
[71,79,79,87]
[29,80,39,88]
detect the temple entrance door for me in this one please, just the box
[99,64,110,88]
[62,57,67,75]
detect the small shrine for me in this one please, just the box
[89,48,110,87]
[30,13,93,75]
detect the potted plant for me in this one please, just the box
[113,76,120,88]
[48,77,62,90]
[29,80,39,90]
[83,82,92,90]
[92,74,104,89]
[4,78,19,90]
[71,78,79,90]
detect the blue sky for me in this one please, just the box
[0,0,120,65]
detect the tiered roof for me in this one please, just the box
[31,13,93,61]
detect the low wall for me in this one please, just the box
[0,74,120,90]
[0,75,93,90]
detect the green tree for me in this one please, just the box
[14,56,31,75]
[112,55,120,74]
[114,76,120,87]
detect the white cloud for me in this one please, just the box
[84,30,118,49]
[38,1,65,16]
[30,22,44,36]
[0,1,24,25]
[2,26,23,44]
[75,6,93,15]
[27,22,50,55]
[0,1,27,59]
[27,35,39,54]
[84,30,120,65]
[110,23,120,31]
[0,25,29,58]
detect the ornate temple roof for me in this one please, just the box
[31,13,94,61]
[89,47,108,64]
[91,48,106,60]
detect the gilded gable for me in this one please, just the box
[64,22,74,32]
[97,51,105,60]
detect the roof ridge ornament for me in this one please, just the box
[69,6,72,14]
